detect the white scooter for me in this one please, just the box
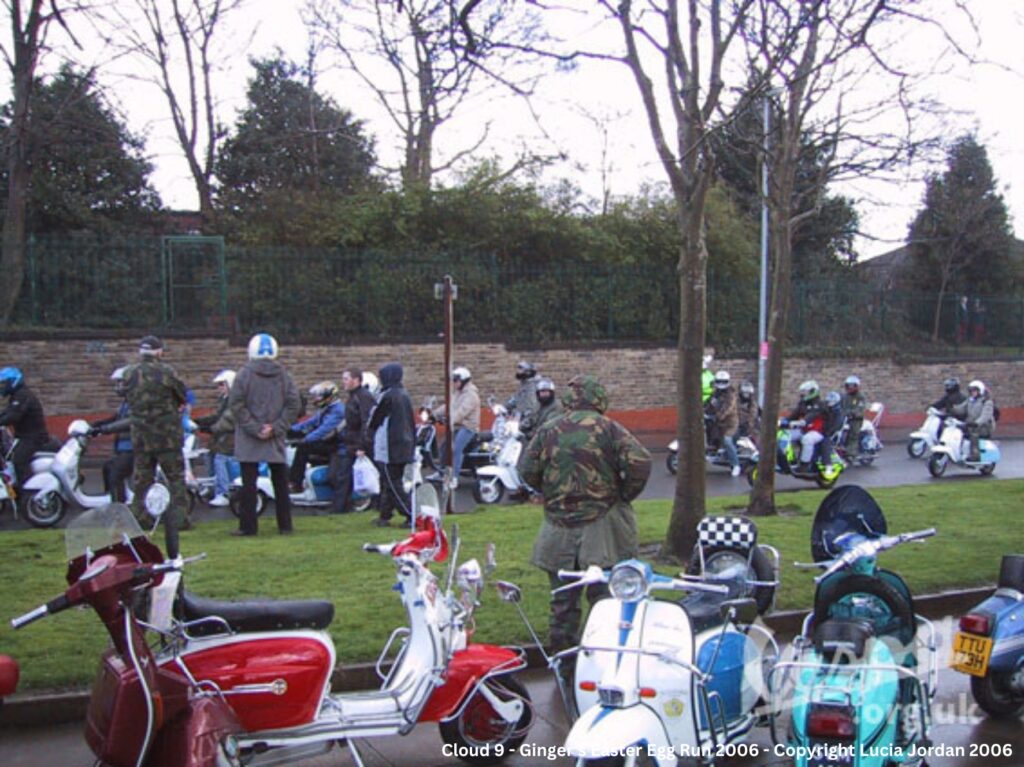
[907,406,944,458]
[833,402,885,467]
[927,416,1000,477]
[472,410,536,504]
[500,515,780,766]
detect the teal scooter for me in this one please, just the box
[768,486,938,767]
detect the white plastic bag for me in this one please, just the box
[353,455,380,496]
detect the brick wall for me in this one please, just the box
[2,335,1020,423]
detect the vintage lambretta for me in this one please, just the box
[498,515,780,766]
[768,485,938,767]
[11,486,533,767]
[951,554,1024,718]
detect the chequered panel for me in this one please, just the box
[697,516,758,550]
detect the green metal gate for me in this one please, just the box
[160,236,227,329]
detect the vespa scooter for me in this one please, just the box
[926,415,1000,478]
[768,485,938,767]
[907,407,944,459]
[746,422,844,490]
[473,412,537,505]
[951,554,1024,718]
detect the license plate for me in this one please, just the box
[951,631,993,677]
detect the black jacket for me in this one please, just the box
[0,383,49,441]
[931,390,967,412]
[340,385,376,452]
[369,363,415,464]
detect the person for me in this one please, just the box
[89,367,134,503]
[333,368,376,514]
[737,380,761,440]
[288,381,344,492]
[532,377,563,431]
[193,370,236,507]
[229,333,301,536]
[368,362,415,527]
[507,360,541,437]
[786,379,828,474]
[706,370,741,477]
[701,349,716,404]
[520,374,652,655]
[431,366,480,487]
[951,380,995,462]
[932,376,967,413]
[122,336,189,557]
[0,367,51,492]
[840,375,867,461]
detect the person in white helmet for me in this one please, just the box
[431,366,481,486]
[194,370,236,506]
[89,367,134,502]
[951,380,996,462]
[707,370,742,477]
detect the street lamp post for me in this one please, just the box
[434,276,457,514]
[758,95,771,409]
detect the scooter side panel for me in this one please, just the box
[21,470,60,494]
[638,601,697,750]
[167,632,334,732]
[973,593,1024,672]
[694,629,759,726]
[575,598,631,714]
[419,644,522,722]
[564,702,677,767]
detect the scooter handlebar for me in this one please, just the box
[11,595,69,630]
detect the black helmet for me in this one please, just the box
[515,360,537,381]
[943,376,960,393]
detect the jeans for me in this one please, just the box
[722,434,739,468]
[452,426,475,477]
[211,453,231,497]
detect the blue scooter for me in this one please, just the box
[769,486,938,767]
[952,554,1024,718]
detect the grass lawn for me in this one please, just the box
[3,479,1023,692]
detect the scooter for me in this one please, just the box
[499,515,781,766]
[424,398,505,480]
[11,489,533,767]
[666,416,758,476]
[833,403,885,467]
[768,485,938,767]
[951,554,1024,718]
[0,437,15,518]
[907,407,944,459]
[927,416,1000,478]
[228,443,372,517]
[746,422,844,490]
[472,412,536,505]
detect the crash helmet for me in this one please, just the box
[739,380,755,399]
[111,366,129,396]
[798,379,819,402]
[943,376,961,393]
[844,375,860,392]
[515,360,537,381]
[0,366,24,396]
[452,366,472,384]
[139,335,163,356]
[247,333,279,360]
[535,377,556,406]
[212,369,236,389]
[968,379,986,397]
[825,391,842,408]
[309,381,339,409]
[713,370,731,390]
[362,371,380,397]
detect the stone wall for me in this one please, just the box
[2,334,1021,418]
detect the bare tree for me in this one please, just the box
[103,0,244,226]
[0,0,84,324]
[308,0,542,191]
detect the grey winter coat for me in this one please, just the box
[952,393,995,432]
[229,359,301,463]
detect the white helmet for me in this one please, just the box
[247,333,279,360]
[362,371,380,397]
[968,379,986,396]
[713,370,731,389]
[111,366,128,396]
[452,366,471,383]
[213,369,236,388]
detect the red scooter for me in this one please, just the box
[11,493,532,767]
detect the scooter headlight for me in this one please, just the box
[609,564,647,602]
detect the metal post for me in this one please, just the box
[757,95,771,408]
[440,275,456,514]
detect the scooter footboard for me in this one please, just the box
[566,704,678,767]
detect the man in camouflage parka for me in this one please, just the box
[521,374,652,653]
[124,335,189,558]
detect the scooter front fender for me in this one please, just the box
[929,445,954,458]
[474,465,518,488]
[419,644,525,722]
[21,472,61,497]
[565,704,677,767]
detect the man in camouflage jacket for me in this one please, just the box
[521,374,652,652]
[124,335,189,558]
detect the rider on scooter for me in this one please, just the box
[839,374,867,461]
[532,377,562,432]
[951,380,996,462]
[0,367,51,492]
[288,382,344,493]
[707,370,742,477]
[785,380,828,474]
[89,368,134,502]
[194,370,236,506]
[507,361,540,437]
[737,380,760,441]
[431,367,480,487]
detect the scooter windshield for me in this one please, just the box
[810,485,888,562]
[65,503,145,561]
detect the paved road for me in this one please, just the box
[5,646,1022,767]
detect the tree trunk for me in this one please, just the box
[931,269,951,342]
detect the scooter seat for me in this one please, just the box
[474,431,494,443]
[180,590,335,636]
[813,618,874,662]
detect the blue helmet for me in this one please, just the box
[0,367,24,396]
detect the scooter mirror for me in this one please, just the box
[144,483,170,519]
[495,581,522,603]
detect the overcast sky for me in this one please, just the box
[9,1,1024,260]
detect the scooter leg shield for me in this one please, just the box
[565,705,677,766]
[21,471,61,495]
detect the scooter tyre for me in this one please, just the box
[19,489,67,528]
[666,451,678,475]
[746,465,758,487]
[979,463,996,476]
[971,672,1024,719]
[439,674,532,765]
[228,489,269,518]
[927,453,948,477]
[907,439,927,459]
[813,573,916,648]
[687,545,776,616]
[472,477,505,505]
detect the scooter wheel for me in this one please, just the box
[927,453,948,478]
[746,466,758,487]
[980,463,996,476]
[19,490,67,528]
[439,675,532,764]
[472,477,505,505]
[687,545,776,616]
[228,490,269,518]
[665,451,678,475]
[907,439,927,459]
[971,672,1024,718]
[814,573,916,648]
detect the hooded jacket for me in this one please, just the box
[369,363,415,465]
[230,359,301,463]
